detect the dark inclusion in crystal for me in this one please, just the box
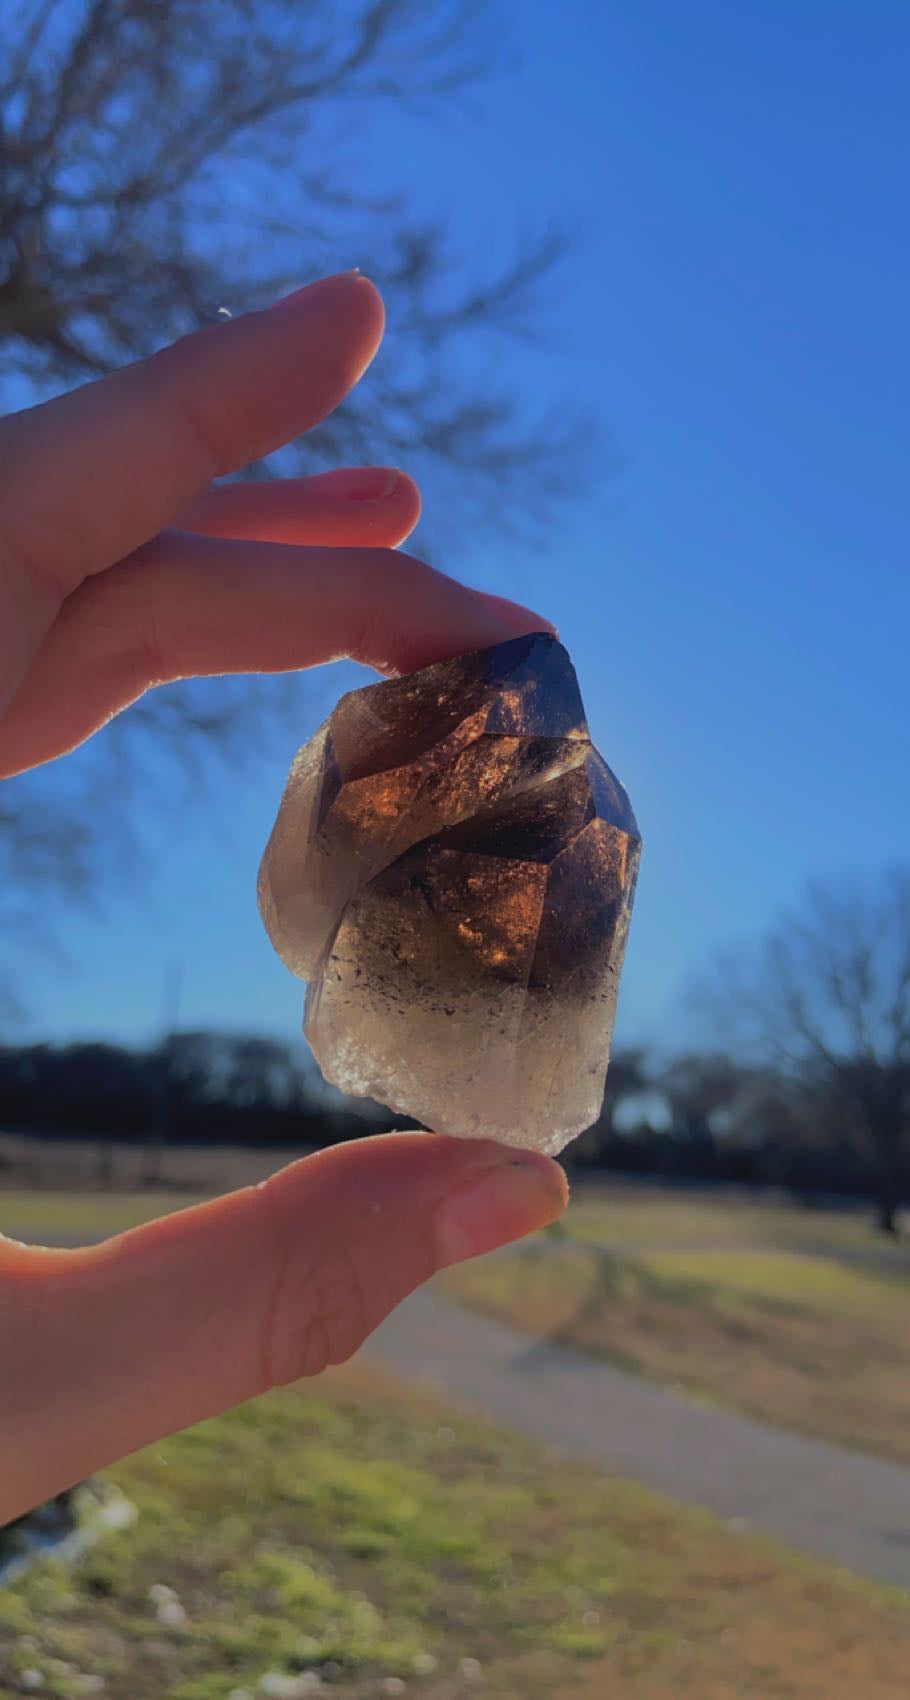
[258,634,641,1153]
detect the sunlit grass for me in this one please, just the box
[444,1189,910,1465]
[564,1189,904,1257]
[639,1247,910,1319]
[3,1364,910,1699]
[0,1190,208,1242]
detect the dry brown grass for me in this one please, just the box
[443,1233,910,1465]
[0,1130,305,1195]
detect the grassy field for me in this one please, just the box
[0,1134,299,1199]
[4,1361,910,1700]
[443,1184,910,1464]
[0,1187,212,1241]
[562,1186,908,1254]
[6,1170,910,1464]
[0,1139,312,1243]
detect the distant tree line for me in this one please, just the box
[2,855,907,1231]
[575,1046,899,1213]
[0,1031,409,1154]
[0,1023,904,1228]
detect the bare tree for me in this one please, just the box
[659,1051,745,1149]
[1,0,599,948]
[700,868,910,1232]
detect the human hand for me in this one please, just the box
[0,269,567,1521]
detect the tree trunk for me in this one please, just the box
[873,1128,902,1236]
[94,1138,114,1186]
[877,1197,898,1235]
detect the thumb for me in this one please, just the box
[1,1133,566,1519]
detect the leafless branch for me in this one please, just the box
[1,0,600,959]
[691,866,910,1228]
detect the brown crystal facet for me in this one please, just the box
[258,634,641,1153]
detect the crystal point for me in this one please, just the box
[258,635,641,1152]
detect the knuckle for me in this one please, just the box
[89,556,169,687]
[259,1235,368,1389]
[150,328,228,479]
[0,520,69,603]
[349,547,413,670]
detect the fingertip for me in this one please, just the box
[433,1147,568,1269]
[170,466,421,548]
[521,1146,571,1210]
[394,467,422,519]
[385,468,422,544]
[268,269,382,318]
[263,270,385,392]
[308,465,420,510]
[356,555,560,676]
[473,589,559,641]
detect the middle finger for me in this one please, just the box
[175,467,421,547]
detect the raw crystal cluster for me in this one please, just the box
[258,633,641,1153]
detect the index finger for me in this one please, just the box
[0,270,382,601]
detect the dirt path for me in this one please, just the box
[362,1283,910,1589]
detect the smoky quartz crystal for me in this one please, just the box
[258,633,640,1153]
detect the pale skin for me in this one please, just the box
[0,269,568,1523]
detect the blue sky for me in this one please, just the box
[11,0,910,1058]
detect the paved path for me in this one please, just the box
[18,1220,910,1587]
[361,1284,910,1589]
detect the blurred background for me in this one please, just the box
[2,3,910,1698]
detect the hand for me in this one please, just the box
[0,269,567,1522]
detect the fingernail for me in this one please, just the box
[320,466,401,501]
[433,1152,567,1269]
[269,269,364,311]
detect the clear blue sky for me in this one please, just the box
[12,0,910,1059]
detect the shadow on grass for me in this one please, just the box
[513,1231,772,1376]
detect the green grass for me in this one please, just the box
[562,1187,906,1258]
[444,1186,910,1465]
[4,1365,910,1700]
[640,1246,910,1318]
[0,1189,207,1242]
